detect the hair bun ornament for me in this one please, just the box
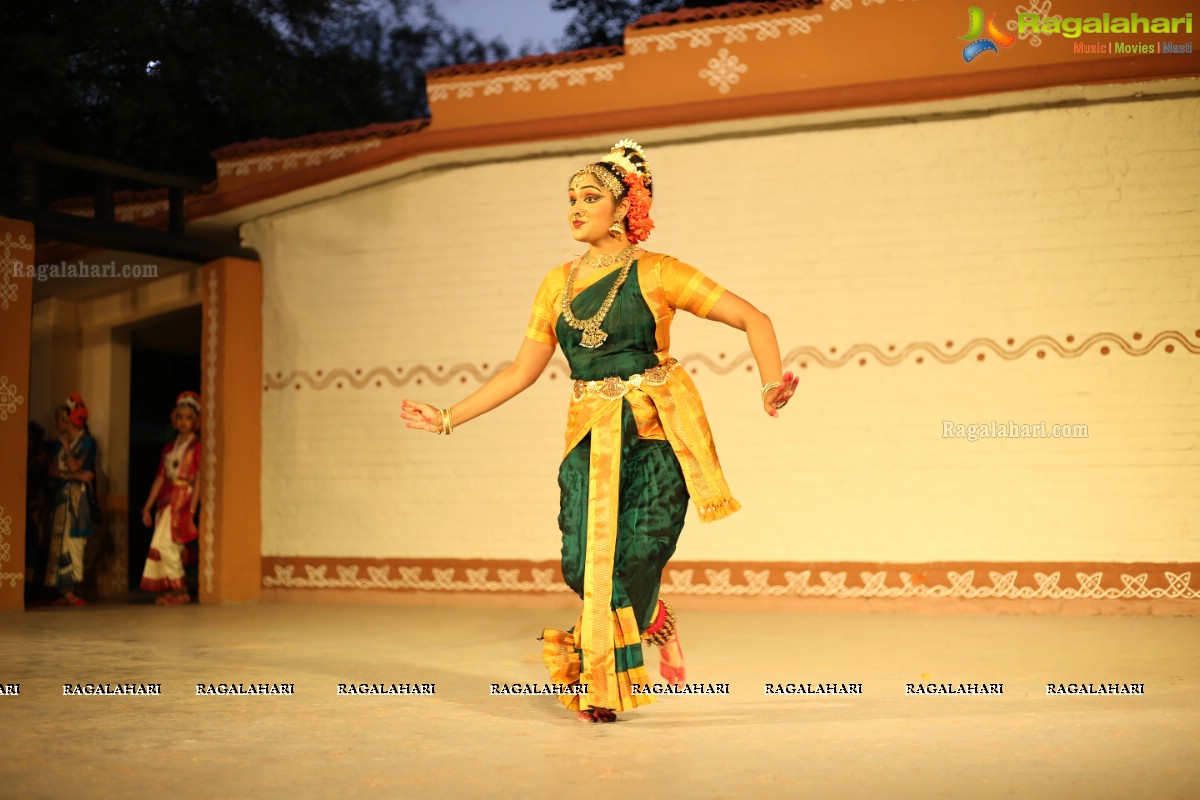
[175,391,201,413]
[604,138,653,193]
[65,391,88,427]
[605,137,655,244]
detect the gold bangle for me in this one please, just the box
[760,382,782,403]
[440,407,454,436]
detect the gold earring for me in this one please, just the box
[608,217,624,237]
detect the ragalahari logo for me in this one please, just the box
[961,6,1016,61]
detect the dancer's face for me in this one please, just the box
[567,174,619,246]
[54,409,70,434]
[173,406,197,435]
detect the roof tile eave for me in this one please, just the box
[211,118,430,161]
[631,0,821,31]
[425,45,624,80]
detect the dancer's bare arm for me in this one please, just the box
[706,291,797,417]
[401,337,556,433]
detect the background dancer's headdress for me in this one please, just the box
[64,392,88,427]
[175,391,201,414]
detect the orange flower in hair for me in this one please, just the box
[622,173,655,245]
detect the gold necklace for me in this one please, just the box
[583,244,634,269]
[562,250,635,349]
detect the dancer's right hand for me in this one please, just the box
[400,399,441,434]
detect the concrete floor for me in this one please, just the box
[1,602,1197,800]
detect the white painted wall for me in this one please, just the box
[247,86,1200,564]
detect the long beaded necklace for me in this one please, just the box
[562,246,636,349]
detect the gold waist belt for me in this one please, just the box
[571,358,679,403]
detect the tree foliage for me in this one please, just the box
[552,0,737,51]
[0,0,508,198]
[0,0,746,201]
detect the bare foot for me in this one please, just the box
[659,629,686,685]
[577,707,617,723]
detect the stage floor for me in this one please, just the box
[2,602,1197,799]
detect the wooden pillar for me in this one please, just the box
[0,218,35,610]
[198,257,262,603]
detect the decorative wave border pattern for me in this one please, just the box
[261,559,1200,601]
[428,62,624,102]
[263,330,1200,391]
[774,329,1198,370]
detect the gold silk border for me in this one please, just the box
[579,404,623,710]
[541,611,656,713]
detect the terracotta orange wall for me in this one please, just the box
[0,217,34,610]
[200,258,263,603]
[201,1,1197,213]
[425,0,1198,130]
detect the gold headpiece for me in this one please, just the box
[572,138,653,199]
[573,164,624,199]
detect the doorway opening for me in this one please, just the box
[126,305,202,598]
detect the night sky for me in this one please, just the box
[436,0,572,53]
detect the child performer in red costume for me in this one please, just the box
[139,391,201,605]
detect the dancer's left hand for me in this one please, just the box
[763,371,798,418]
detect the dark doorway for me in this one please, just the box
[127,306,202,595]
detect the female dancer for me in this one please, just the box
[45,392,97,606]
[402,140,797,722]
[139,391,201,605]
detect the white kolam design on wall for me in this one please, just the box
[699,48,749,94]
[217,140,383,178]
[262,562,1198,601]
[0,231,32,312]
[427,62,624,101]
[203,267,218,594]
[0,504,18,588]
[628,14,823,55]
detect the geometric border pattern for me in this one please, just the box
[629,14,823,55]
[202,266,219,595]
[261,558,1200,601]
[216,140,383,178]
[428,62,624,102]
[0,503,18,588]
[0,227,31,591]
[262,329,1200,391]
[627,0,912,56]
[0,231,32,312]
